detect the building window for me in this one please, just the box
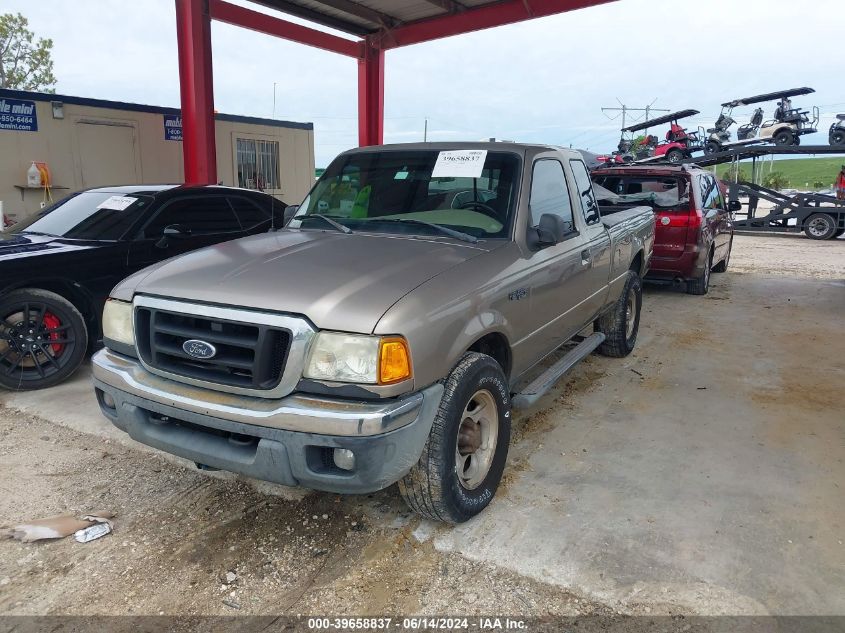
[236,138,280,191]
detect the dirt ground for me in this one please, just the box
[0,232,843,622]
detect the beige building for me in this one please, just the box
[0,89,315,223]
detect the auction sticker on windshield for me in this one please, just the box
[432,150,487,179]
[96,196,138,211]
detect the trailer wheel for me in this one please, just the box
[803,213,837,240]
[666,149,683,164]
[774,130,794,146]
[687,250,713,295]
[594,271,642,358]
[398,352,511,523]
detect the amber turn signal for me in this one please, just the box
[378,337,412,384]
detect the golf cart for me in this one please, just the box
[758,87,819,146]
[703,88,817,154]
[829,114,845,147]
[621,109,703,164]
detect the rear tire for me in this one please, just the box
[712,238,732,272]
[704,140,721,155]
[831,130,845,147]
[774,130,794,146]
[687,250,713,295]
[0,289,88,391]
[803,213,837,240]
[834,228,845,238]
[399,353,511,523]
[594,271,642,358]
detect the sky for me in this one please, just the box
[5,0,845,167]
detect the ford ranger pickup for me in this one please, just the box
[92,143,655,523]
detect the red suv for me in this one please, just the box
[592,165,735,295]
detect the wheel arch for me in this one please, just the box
[1,280,97,331]
[467,331,513,380]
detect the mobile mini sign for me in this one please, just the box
[163,114,183,141]
[0,98,38,132]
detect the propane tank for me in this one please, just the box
[27,162,42,188]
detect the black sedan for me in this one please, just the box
[0,184,286,390]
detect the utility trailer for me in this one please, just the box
[727,181,845,240]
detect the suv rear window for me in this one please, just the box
[592,174,690,211]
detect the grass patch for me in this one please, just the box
[717,157,844,189]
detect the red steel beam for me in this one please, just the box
[379,0,616,49]
[357,40,385,146]
[209,0,361,57]
[175,0,217,184]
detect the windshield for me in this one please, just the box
[11,191,152,240]
[591,175,690,210]
[292,150,520,239]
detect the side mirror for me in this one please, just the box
[728,200,742,212]
[283,205,299,226]
[163,224,191,237]
[155,224,191,249]
[528,213,570,250]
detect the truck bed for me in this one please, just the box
[601,205,653,228]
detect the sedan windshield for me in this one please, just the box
[11,191,152,240]
[292,150,520,239]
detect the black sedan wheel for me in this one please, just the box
[0,289,88,391]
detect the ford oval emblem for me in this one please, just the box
[182,339,217,359]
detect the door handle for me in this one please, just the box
[581,249,592,266]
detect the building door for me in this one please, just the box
[76,121,140,188]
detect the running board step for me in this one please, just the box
[511,332,605,409]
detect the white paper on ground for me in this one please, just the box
[74,522,112,543]
[96,196,137,211]
[431,150,488,179]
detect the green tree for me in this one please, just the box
[0,13,56,92]
[763,172,790,190]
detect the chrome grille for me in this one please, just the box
[132,296,315,399]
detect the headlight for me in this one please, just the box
[102,299,135,346]
[304,332,411,385]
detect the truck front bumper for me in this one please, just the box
[92,348,443,494]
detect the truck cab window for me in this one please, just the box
[530,159,574,231]
[569,159,601,225]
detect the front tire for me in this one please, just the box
[831,130,845,147]
[0,289,88,391]
[803,213,837,240]
[704,140,721,155]
[666,149,683,164]
[594,270,642,358]
[399,353,511,523]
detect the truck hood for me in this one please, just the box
[127,229,496,333]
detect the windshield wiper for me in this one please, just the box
[299,214,353,234]
[372,218,478,244]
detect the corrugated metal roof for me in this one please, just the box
[250,0,519,36]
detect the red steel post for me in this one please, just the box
[357,39,385,147]
[175,0,217,184]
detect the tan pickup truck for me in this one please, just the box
[92,143,655,522]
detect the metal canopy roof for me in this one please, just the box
[250,0,613,39]
[623,109,700,133]
[721,87,816,109]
